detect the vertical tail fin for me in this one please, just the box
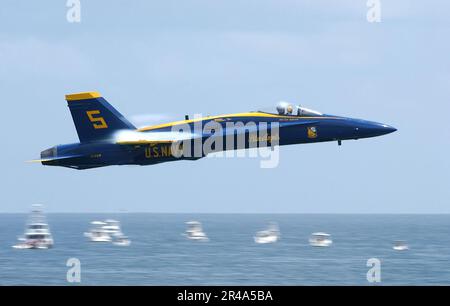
[66,92,136,143]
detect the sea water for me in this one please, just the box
[0,214,449,285]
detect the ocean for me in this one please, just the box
[0,214,449,285]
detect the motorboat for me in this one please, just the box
[12,204,54,249]
[309,232,332,247]
[393,240,409,251]
[86,228,112,242]
[254,222,279,244]
[85,220,130,244]
[113,234,131,246]
[12,242,34,249]
[184,221,209,241]
[84,221,112,242]
[102,219,122,237]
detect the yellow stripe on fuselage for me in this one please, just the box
[137,112,337,132]
[65,92,101,101]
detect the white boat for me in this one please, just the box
[309,232,332,247]
[85,220,130,244]
[84,221,112,242]
[12,239,34,249]
[102,219,123,237]
[113,235,131,246]
[254,222,280,244]
[393,240,409,251]
[12,204,54,250]
[86,229,112,242]
[184,221,209,241]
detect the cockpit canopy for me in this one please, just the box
[259,101,322,117]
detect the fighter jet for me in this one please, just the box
[34,92,396,169]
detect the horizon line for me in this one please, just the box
[0,212,449,215]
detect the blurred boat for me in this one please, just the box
[254,222,279,244]
[393,240,409,251]
[113,234,131,246]
[102,219,123,237]
[12,242,34,249]
[85,220,131,244]
[84,221,112,242]
[309,232,332,247]
[184,221,209,241]
[12,204,54,249]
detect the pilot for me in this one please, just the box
[286,104,294,115]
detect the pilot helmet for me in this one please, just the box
[286,104,294,114]
[276,104,286,115]
[276,101,290,115]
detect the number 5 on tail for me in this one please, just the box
[86,110,108,129]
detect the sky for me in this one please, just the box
[0,0,449,213]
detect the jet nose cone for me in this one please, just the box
[378,124,397,135]
[370,123,397,135]
[352,120,397,138]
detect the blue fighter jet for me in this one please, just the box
[35,92,396,169]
